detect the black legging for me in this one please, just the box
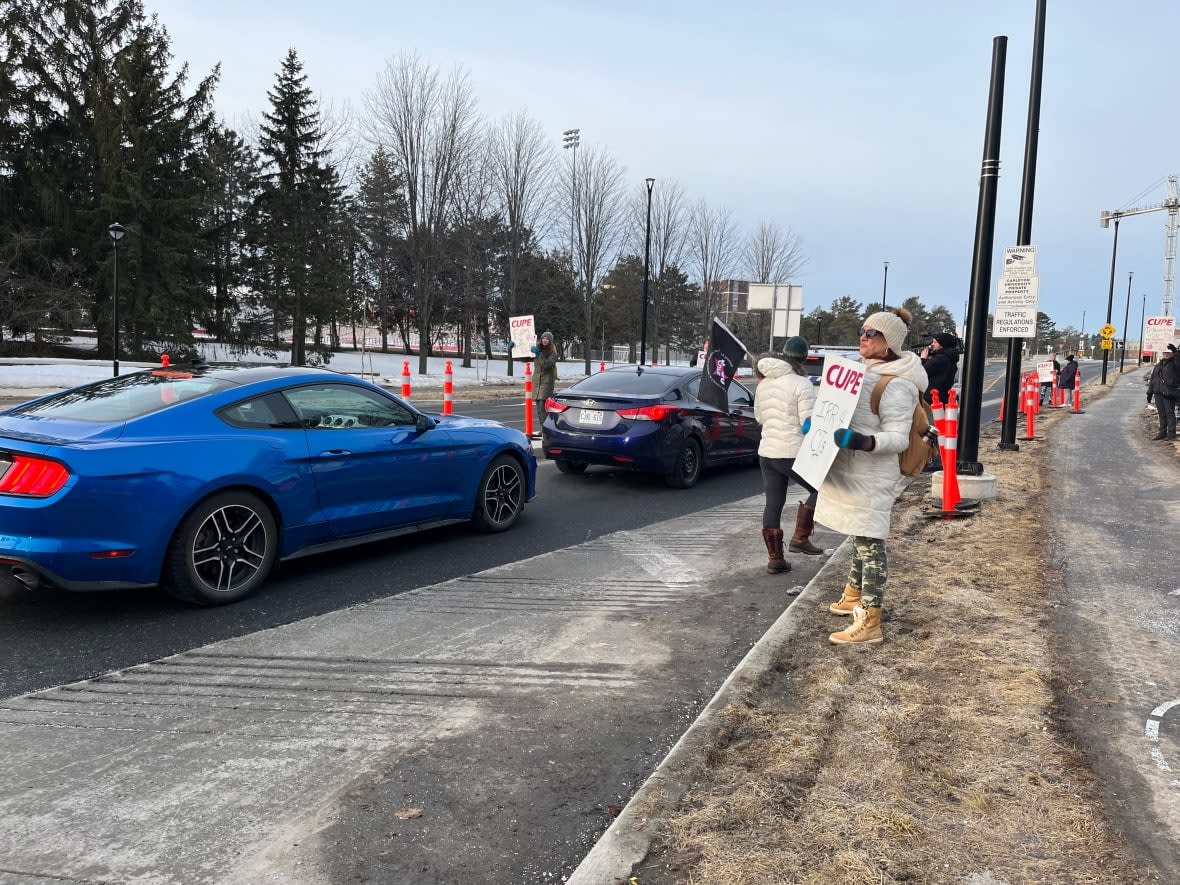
[760,456,817,529]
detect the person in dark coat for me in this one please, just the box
[919,332,961,405]
[1058,354,1078,392]
[1146,344,1180,440]
[530,331,559,435]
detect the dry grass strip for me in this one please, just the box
[633,383,1161,884]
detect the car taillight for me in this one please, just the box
[545,398,568,413]
[616,404,672,422]
[0,454,71,497]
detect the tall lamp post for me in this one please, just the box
[880,260,889,309]
[1119,270,1133,372]
[1137,293,1146,365]
[639,177,655,366]
[108,222,126,376]
[562,129,580,282]
[1100,216,1120,384]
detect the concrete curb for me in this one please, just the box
[566,537,854,885]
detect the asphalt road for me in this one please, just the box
[0,397,764,700]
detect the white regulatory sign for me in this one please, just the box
[996,275,1040,308]
[1002,245,1037,277]
[992,307,1037,338]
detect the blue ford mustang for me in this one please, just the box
[0,364,537,605]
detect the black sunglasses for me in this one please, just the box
[857,327,882,339]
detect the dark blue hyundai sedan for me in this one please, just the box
[540,365,759,488]
[0,364,536,605]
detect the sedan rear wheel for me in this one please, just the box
[665,438,703,489]
[164,491,278,606]
[554,459,588,475]
[472,454,526,532]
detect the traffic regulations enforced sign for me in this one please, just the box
[993,308,1037,338]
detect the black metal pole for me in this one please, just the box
[881,261,888,309]
[999,0,1046,451]
[1119,271,1132,372]
[1138,293,1146,364]
[112,239,120,377]
[958,36,1007,474]
[640,178,654,365]
[1101,217,1119,384]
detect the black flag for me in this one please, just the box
[698,317,748,412]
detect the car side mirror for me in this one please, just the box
[415,414,436,432]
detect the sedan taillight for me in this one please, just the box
[616,404,672,422]
[545,398,568,413]
[0,454,71,497]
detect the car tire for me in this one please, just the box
[554,459,588,475]
[472,454,526,532]
[163,491,278,606]
[665,438,703,489]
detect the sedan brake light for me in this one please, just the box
[0,454,71,497]
[544,398,568,413]
[616,404,672,422]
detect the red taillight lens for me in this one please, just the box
[0,454,71,497]
[544,398,568,413]
[616,404,671,422]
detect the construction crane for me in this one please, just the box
[1100,175,1179,316]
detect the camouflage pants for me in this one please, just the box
[847,535,888,608]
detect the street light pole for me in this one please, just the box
[1138,293,1146,364]
[881,260,889,309]
[1101,217,1120,384]
[562,129,580,284]
[1119,270,1133,372]
[639,177,655,366]
[108,222,126,376]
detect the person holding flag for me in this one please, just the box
[697,318,749,413]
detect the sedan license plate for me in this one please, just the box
[579,408,605,426]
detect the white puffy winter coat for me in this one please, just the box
[814,352,928,540]
[754,356,816,459]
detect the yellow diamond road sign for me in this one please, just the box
[1099,323,1116,338]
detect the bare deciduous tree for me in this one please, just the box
[364,54,479,374]
[689,200,740,342]
[558,144,625,373]
[489,111,553,374]
[744,219,807,284]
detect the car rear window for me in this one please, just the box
[568,371,679,396]
[13,370,232,422]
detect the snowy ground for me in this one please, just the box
[0,342,680,398]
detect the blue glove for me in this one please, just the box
[530,345,540,355]
[801,417,811,434]
[834,428,875,451]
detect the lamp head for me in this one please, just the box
[108,222,126,243]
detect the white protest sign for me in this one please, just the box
[1143,315,1176,354]
[793,356,865,491]
[509,314,536,359]
[1036,360,1055,383]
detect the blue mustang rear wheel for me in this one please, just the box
[164,491,278,605]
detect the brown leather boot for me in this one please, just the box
[829,605,883,645]
[761,528,790,573]
[788,502,824,555]
[829,584,861,615]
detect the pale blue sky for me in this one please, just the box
[147,0,1180,336]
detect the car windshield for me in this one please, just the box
[13,370,232,422]
[567,371,678,396]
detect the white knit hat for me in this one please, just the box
[862,309,912,355]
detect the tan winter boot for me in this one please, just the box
[828,584,861,615]
[761,528,790,573]
[788,502,824,555]
[829,605,883,645]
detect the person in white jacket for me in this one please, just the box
[816,308,928,645]
[753,337,820,574]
